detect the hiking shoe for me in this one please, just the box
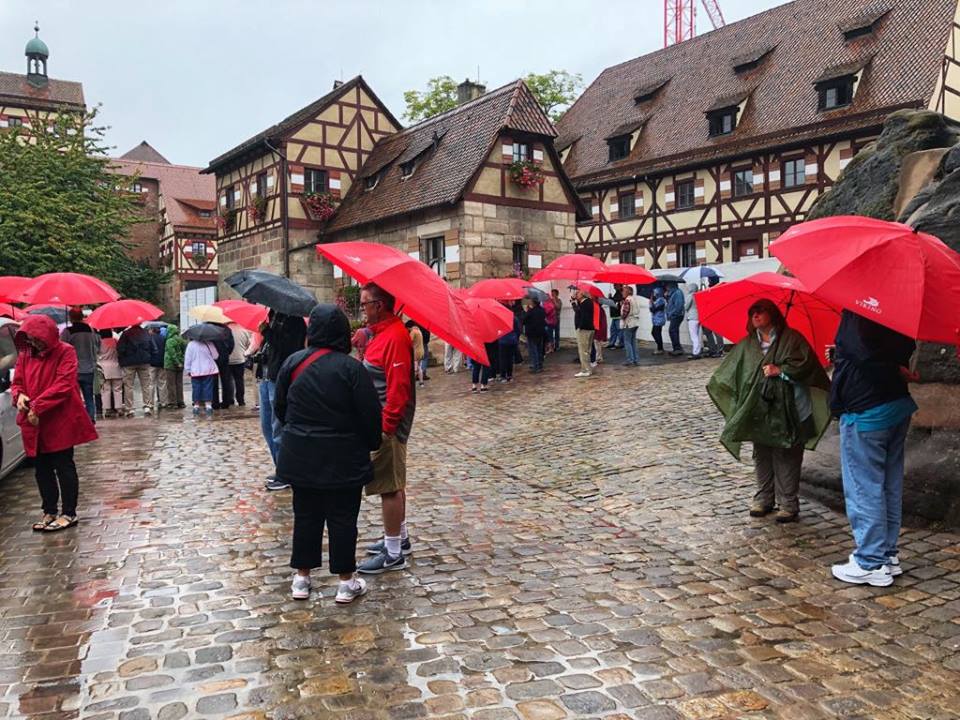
[775,510,799,523]
[357,550,406,575]
[831,555,894,587]
[265,478,290,491]
[749,504,774,517]
[335,577,368,604]
[291,574,311,600]
[887,555,903,576]
[365,537,413,557]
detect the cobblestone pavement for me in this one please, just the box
[2,349,959,720]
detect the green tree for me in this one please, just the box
[403,70,583,123]
[0,107,167,302]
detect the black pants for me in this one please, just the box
[471,362,492,385]
[498,344,515,379]
[652,325,664,351]
[228,364,246,405]
[290,484,363,574]
[217,363,234,407]
[668,318,683,352]
[35,448,79,516]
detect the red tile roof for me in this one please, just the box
[556,0,957,188]
[327,80,560,234]
[0,71,84,111]
[111,159,217,232]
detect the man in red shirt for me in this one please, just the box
[357,283,416,573]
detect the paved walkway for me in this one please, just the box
[1,350,959,720]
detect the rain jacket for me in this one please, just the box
[10,315,98,457]
[274,305,382,489]
[707,326,831,459]
[262,314,307,382]
[183,341,219,377]
[363,314,415,441]
[650,289,666,327]
[666,287,685,321]
[117,326,153,367]
[97,336,123,381]
[60,322,100,375]
[148,331,166,368]
[684,284,700,322]
[163,325,187,370]
[523,304,547,338]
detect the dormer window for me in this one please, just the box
[198,210,212,218]
[512,142,531,163]
[400,160,416,179]
[839,8,890,41]
[608,136,631,162]
[708,108,737,137]
[634,78,669,104]
[732,46,775,74]
[364,173,381,191]
[817,75,855,110]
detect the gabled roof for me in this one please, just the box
[327,80,561,234]
[0,71,84,111]
[203,76,402,175]
[111,159,217,232]
[120,141,170,164]
[556,0,958,188]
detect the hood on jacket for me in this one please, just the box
[166,324,180,337]
[306,304,351,354]
[653,288,664,299]
[14,314,59,352]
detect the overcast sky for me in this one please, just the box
[4,0,777,168]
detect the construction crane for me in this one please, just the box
[664,0,726,47]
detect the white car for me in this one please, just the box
[0,318,25,479]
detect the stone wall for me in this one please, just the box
[216,226,285,300]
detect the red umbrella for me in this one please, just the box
[695,272,841,366]
[770,216,960,344]
[317,242,489,364]
[0,303,26,320]
[467,278,531,301]
[0,276,31,303]
[86,299,163,330]
[531,253,605,282]
[456,294,515,342]
[593,263,657,285]
[16,272,120,305]
[214,300,269,332]
[572,282,604,298]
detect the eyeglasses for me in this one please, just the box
[359,300,382,308]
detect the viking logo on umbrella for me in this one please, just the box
[855,297,882,314]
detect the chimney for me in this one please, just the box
[457,78,486,105]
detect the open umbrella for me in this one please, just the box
[531,253,605,282]
[190,304,231,324]
[467,278,530,301]
[317,242,489,363]
[570,282,604,298]
[214,300,269,332]
[695,272,841,366]
[0,303,26,321]
[16,272,120,305]
[455,293,515,342]
[87,299,163,330]
[225,270,317,317]
[771,216,960,344]
[0,276,31,303]
[525,286,550,302]
[183,323,231,342]
[680,265,724,282]
[593,263,657,285]
[25,304,68,324]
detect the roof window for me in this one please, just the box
[732,45,775,74]
[707,107,737,137]
[634,78,670,104]
[839,7,891,41]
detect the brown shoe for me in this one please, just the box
[775,511,799,524]
[749,504,774,517]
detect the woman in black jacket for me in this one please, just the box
[274,304,383,603]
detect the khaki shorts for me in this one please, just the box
[365,434,407,496]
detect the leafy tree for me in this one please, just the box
[0,107,167,302]
[404,70,583,123]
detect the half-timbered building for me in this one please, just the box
[203,77,401,298]
[556,0,960,269]
[112,143,217,315]
[0,25,84,132]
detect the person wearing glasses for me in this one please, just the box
[707,299,830,524]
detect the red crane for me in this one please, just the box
[664,0,726,47]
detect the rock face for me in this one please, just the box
[801,109,960,529]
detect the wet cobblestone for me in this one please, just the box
[1,349,959,718]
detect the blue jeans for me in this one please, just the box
[550,323,560,350]
[77,373,95,422]
[622,327,638,364]
[608,318,622,347]
[668,317,683,352]
[259,380,281,465]
[840,417,910,570]
[528,338,543,370]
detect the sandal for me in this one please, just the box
[32,514,56,532]
[43,515,78,532]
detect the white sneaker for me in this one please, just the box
[291,574,311,600]
[887,555,903,577]
[574,371,591,378]
[335,577,368,604]
[589,361,598,368]
[831,555,894,587]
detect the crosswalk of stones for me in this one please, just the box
[0,350,958,719]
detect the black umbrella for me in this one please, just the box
[182,322,231,342]
[525,287,549,302]
[655,274,684,284]
[225,270,317,317]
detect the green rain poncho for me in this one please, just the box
[707,327,831,460]
[163,325,187,370]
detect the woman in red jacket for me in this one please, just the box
[11,315,98,532]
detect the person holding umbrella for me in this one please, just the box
[664,283,686,356]
[620,286,641,366]
[10,315,98,532]
[522,298,547,373]
[707,299,831,523]
[183,332,219,417]
[274,304,383,603]
[357,283,416,574]
[649,288,666,355]
[549,289,563,352]
[572,287,595,378]
[117,324,155,417]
